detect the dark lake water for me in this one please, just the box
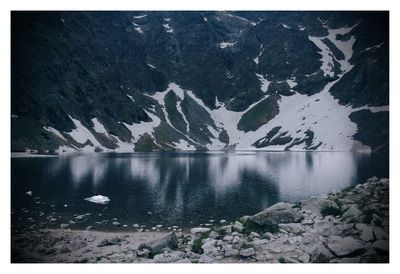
[11,151,388,230]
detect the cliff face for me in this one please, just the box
[11,11,389,153]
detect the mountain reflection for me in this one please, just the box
[34,152,369,225]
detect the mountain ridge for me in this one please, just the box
[11,11,389,154]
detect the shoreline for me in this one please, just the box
[11,177,389,263]
[11,149,375,158]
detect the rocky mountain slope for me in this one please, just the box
[11,11,389,153]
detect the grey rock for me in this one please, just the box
[240,247,256,257]
[355,223,374,242]
[327,236,365,256]
[372,240,389,254]
[287,236,303,245]
[198,254,213,263]
[279,223,306,234]
[223,235,233,242]
[330,224,358,237]
[152,251,185,263]
[60,223,70,229]
[97,237,121,247]
[330,257,361,263]
[248,231,261,239]
[201,239,219,257]
[190,227,211,235]
[302,197,338,213]
[59,246,72,253]
[250,202,301,227]
[218,225,232,234]
[298,253,310,263]
[310,243,334,263]
[341,206,362,222]
[137,248,151,257]
[224,245,239,257]
[232,221,245,233]
[138,232,178,254]
[373,226,388,240]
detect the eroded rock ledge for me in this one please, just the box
[12,177,389,263]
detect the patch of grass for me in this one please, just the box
[292,201,302,209]
[191,232,209,254]
[278,257,286,263]
[242,219,279,234]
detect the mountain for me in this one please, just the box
[11,11,389,153]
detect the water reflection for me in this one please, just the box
[12,151,383,226]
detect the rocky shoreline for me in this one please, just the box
[11,177,389,263]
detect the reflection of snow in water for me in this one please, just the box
[50,152,361,211]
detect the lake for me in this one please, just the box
[11,151,388,230]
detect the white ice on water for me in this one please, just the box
[84,195,110,204]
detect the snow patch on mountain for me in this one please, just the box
[219,42,236,49]
[253,44,264,64]
[351,105,389,113]
[308,36,335,77]
[44,126,67,141]
[256,74,271,92]
[172,139,196,151]
[163,19,174,33]
[67,116,102,148]
[122,110,161,143]
[91,118,108,135]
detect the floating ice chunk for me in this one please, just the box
[26,191,32,196]
[84,195,110,204]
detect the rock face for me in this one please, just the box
[11,11,388,153]
[11,177,389,264]
[250,202,302,227]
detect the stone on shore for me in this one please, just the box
[138,232,178,254]
[97,237,121,247]
[326,236,365,256]
[190,227,211,235]
[250,202,302,227]
[310,243,334,263]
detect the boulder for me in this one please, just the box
[326,236,365,256]
[278,223,306,234]
[297,253,310,263]
[341,206,362,222]
[310,243,334,263]
[330,224,358,237]
[138,232,178,254]
[232,221,245,233]
[152,251,185,263]
[198,254,213,263]
[190,227,211,235]
[355,223,374,242]
[250,202,301,227]
[372,240,389,254]
[97,237,121,247]
[240,247,256,257]
[302,197,339,215]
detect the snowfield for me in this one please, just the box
[38,23,387,154]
